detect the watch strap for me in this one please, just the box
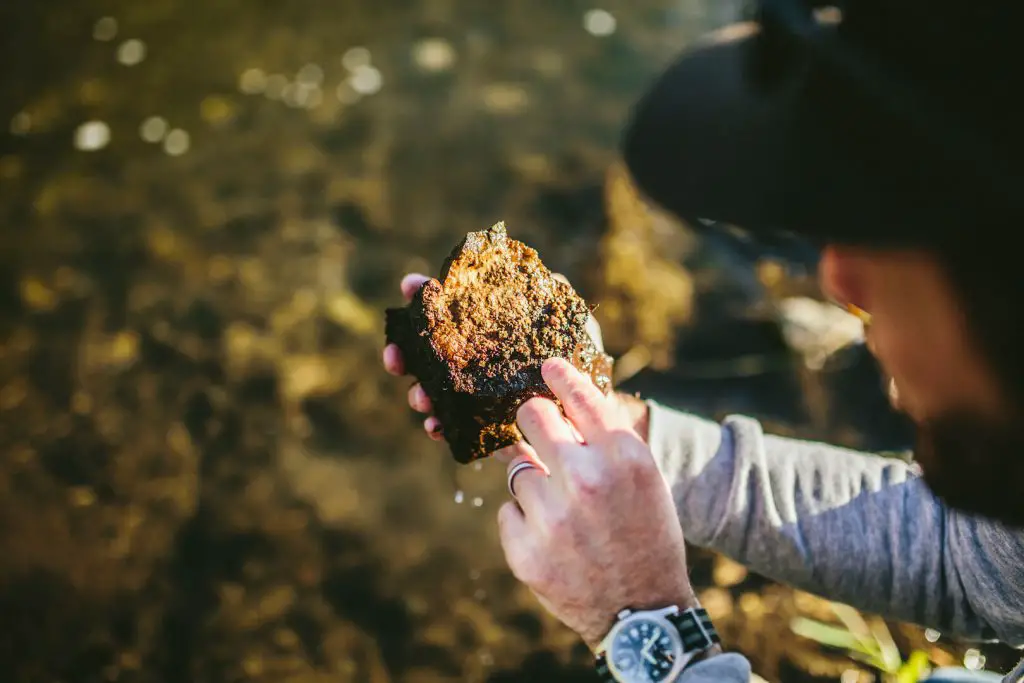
[595,654,616,682]
[669,606,721,653]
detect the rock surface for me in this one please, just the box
[386,222,612,463]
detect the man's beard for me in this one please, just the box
[914,410,1024,528]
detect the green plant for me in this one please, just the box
[791,602,933,682]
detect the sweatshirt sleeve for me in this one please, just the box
[646,400,1024,646]
[678,653,751,683]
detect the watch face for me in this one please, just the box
[607,616,682,682]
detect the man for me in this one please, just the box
[383,0,1024,680]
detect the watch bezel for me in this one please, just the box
[605,611,688,682]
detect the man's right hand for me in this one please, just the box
[381,272,651,445]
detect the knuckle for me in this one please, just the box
[565,466,602,499]
[611,429,646,461]
[516,397,543,424]
[611,431,662,485]
[565,386,593,412]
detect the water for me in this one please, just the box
[1,0,1016,681]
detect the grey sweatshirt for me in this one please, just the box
[646,401,1024,683]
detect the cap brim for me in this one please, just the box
[620,30,933,245]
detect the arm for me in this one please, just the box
[644,400,1024,646]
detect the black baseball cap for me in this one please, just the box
[621,0,1023,252]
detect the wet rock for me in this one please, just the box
[385,222,612,463]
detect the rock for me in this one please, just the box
[385,222,612,463]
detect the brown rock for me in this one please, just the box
[385,222,613,463]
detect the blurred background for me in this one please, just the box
[0,0,1016,681]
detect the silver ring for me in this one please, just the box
[507,461,539,500]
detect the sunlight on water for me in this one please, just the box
[74,121,111,151]
[238,68,268,94]
[348,65,383,95]
[341,46,372,70]
[264,74,287,100]
[139,116,168,142]
[117,39,147,66]
[92,17,118,41]
[296,63,324,86]
[964,649,986,671]
[583,8,617,36]
[412,38,456,72]
[162,129,190,156]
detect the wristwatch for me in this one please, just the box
[594,606,720,682]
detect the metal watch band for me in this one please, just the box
[594,607,720,682]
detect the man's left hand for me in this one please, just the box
[496,357,698,651]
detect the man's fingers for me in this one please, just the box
[516,397,577,457]
[541,357,615,443]
[400,273,430,302]
[493,440,549,472]
[496,501,538,584]
[383,344,405,376]
[424,416,444,441]
[408,383,432,413]
[506,454,550,517]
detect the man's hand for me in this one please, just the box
[382,272,651,442]
[497,357,697,651]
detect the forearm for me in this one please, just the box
[644,400,1024,644]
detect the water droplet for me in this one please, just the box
[454,490,464,504]
[9,112,31,136]
[163,129,190,156]
[412,38,456,72]
[469,569,481,581]
[924,628,941,643]
[473,588,486,601]
[93,17,118,42]
[963,649,985,671]
[349,65,382,95]
[117,39,146,66]
[139,116,168,142]
[74,121,110,151]
[583,9,617,36]
[472,497,483,507]
[342,46,372,70]
[264,74,287,100]
[239,68,267,94]
[296,63,324,86]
